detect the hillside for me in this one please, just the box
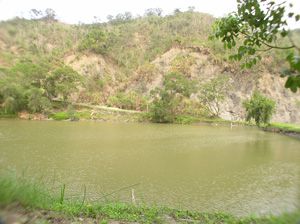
[0,11,299,123]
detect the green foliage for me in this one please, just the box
[149,72,196,123]
[107,92,148,111]
[66,105,80,121]
[46,65,81,101]
[0,173,299,224]
[79,28,108,54]
[243,91,276,126]
[211,0,300,91]
[26,88,51,113]
[269,122,300,133]
[0,57,81,114]
[282,52,300,92]
[198,75,230,117]
[49,107,80,121]
[0,173,55,208]
[49,112,71,120]
[163,72,196,97]
[174,115,199,124]
[0,82,26,114]
[170,54,196,76]
[149,95,177,123]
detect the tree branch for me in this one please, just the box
[240,30,295,50]
[287,33,300,51]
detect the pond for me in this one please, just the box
[0,120,299,216]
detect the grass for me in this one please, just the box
[49,109,144,122]
[268,122,300,133]
[0,173,55,209]
[0,113,18,118]
[49,112,73,121]
[0,173,299,224]
[174,115,200,124]
[0,109,18,118]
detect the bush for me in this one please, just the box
[198,75,230,117]
[79,28,108,54]
[107,92,147,111]
[170,54,196,76]
[149,72,196,123]
[26,88,51,113]
[149,94,178,123]
[50,112,70,120]
[0,83,26,114]
[243,91,276,126]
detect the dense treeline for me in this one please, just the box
[0,58,81,114]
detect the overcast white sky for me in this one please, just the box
[0,0,299,28]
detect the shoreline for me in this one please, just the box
[1,173,300,224]
[1,110,300,139]
[1,115,300,223]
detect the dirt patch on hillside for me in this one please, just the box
[64,53,117,80]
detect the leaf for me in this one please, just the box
[285,76,300,92]
[280,30,288,37]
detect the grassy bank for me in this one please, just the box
[268,123,300,133]
[262,123,300,139]
[0,173,299,224]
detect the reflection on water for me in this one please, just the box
[0,120,299,216]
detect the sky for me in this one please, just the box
[0,0,299,28]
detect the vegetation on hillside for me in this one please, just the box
[149,72,198,123]
[0,59,81,114]
[0,10,215,118]
[198,75,230,117]
[0,7,299,123]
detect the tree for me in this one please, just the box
[149,72,196,123]
[79,28,108,54]
[43,8,57,21]
[188,6,195,12]
[211,0,300,92]
[46,66,81,102]
[243,91,276,126]
[144,8,163,17]
[29,8,57,21]
[29,9,43,20]
[198,75,230,117]
[26,88,51,113]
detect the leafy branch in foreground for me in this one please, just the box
[211,0,300,92]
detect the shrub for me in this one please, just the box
[0,83,26,114]
[79,28,108,54]
[107,92,147,111]
[170,54,196,76]
[198,75,230,117]
[26,88,51,113]
[149,72,197,123]
[243,91,276,126]
[149,93,179,123]
[50,112,70,120]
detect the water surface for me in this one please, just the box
[0,120,299,216]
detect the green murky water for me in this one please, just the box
[0,120,299,216]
